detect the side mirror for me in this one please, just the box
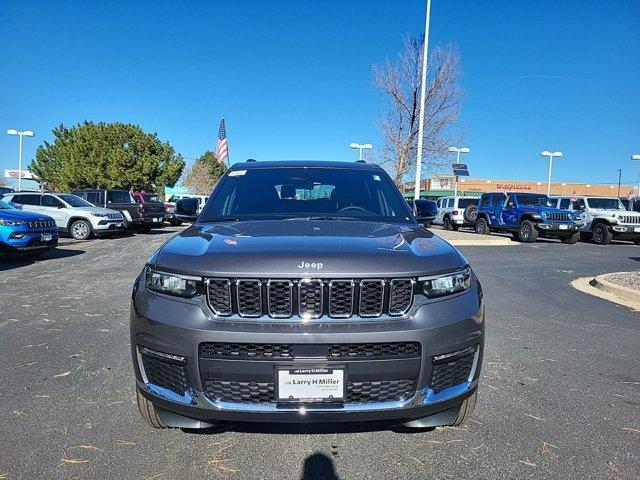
[414,199,438,223]
[175,197,199,222]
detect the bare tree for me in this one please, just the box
[181,151,227,195]
[373,37,463,187]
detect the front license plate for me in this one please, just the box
[41,233,53,242]
[634,227,640,232]
[277,367,345,402]
[558,224,568,230]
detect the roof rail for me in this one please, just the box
[355,159,366,163]
[246,158,257,162]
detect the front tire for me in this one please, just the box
[136,388,168,429]
[475,218,490,235]
[592,224,613,245]
[561,231,580,244]
[450,389,478,427]
[518,220,539,243]
[70,219,92,240]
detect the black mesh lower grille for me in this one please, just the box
[205,380,275,403]
[141,354,188,394]
[347,380,415,403]
[430,353,475,393]
[200,343,294,360]
[328,342,421,360]
[204,379,416,404]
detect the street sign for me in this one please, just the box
[452,163,469,176]
[4,169,38,180]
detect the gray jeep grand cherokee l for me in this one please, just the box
[131,161,484,429]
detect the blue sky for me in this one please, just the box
[1,0,639,188]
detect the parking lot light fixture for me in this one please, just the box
[540,150,563,196]
[349,142,373,161]
[632,155,640,200]
[7,129,36,192]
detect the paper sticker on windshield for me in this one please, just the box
[373,175,381,181]
[229,170,246,177]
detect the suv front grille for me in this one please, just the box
[206,277,415,319]
[619,215,640,224]
[546,212,570,222]
[199,342,420,360]
[28,220,56,228]
[200,343,294,360]
[204,379,415,404]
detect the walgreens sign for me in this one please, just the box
[495,183,532,191]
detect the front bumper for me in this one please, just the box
[94,220,126,234]
[536,223,579,234]
[611,225,640,238]
[1,229,59,252]
[130,276,485,426]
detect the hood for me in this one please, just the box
[153,220,463,277]
[0,209,55,222]
[521,206,572,215]
[589,208,636,218]
[75,206,122,216]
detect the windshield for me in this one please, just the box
[200,167,414,223]
[142,194,163,203]
[458,198,478,208]
[57,194,94,208]
[0,200,15,210]
[587,197,624,210]
[516,194,555,207]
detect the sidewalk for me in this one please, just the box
[431,226,516,246]
[571,270,640,311]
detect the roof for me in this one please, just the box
[229,160,382,171]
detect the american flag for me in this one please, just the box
[216,118,228,165]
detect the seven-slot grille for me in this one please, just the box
[619,215,640,225]
[27,220,56,228]
[546,212,570,222]
[206,277,414,319]
[107,212,122,219]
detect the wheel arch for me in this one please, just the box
[67,216,93,231]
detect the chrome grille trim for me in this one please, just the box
[236,279,262,318]
[205,278,232,316]
[298,279,323,319]
[358,279,385,317]
[388,278,415,316]
[328,280,354,318]
[267,280,293,318]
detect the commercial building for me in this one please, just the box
[402,174,635,199]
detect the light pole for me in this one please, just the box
[7,129,35,192]
[448,146,470,196]
[617,169,622,197]
[414,0,432,200]
[349,142,372,161]
[540,150,563,196]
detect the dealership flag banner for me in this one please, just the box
[216,118,229,165]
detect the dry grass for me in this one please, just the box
[204,442,238,476]
[58,450,89,467]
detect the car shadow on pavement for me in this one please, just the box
[300,453,340,480]
[0,248,84,271]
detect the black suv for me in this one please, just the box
[73,189,165,232]
[130,161,484,430]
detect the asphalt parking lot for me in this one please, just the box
[1,227,639,480]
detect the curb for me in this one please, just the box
[590,273,640,303]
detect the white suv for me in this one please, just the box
[433,196,480,230]
[552,195,640,245]
[4,192,125,240]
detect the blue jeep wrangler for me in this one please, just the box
[474,192,580,243]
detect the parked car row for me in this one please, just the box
[430,192,640,245]
[0,188,193,259]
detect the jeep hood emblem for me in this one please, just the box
[298,261,323,270]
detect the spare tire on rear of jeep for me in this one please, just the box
[463,205,478,224]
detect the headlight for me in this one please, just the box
[0,219,26,227]
[145,267,200,297]
[90,212,108,217]
[420,267,472,298]
[540,212,549,220]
